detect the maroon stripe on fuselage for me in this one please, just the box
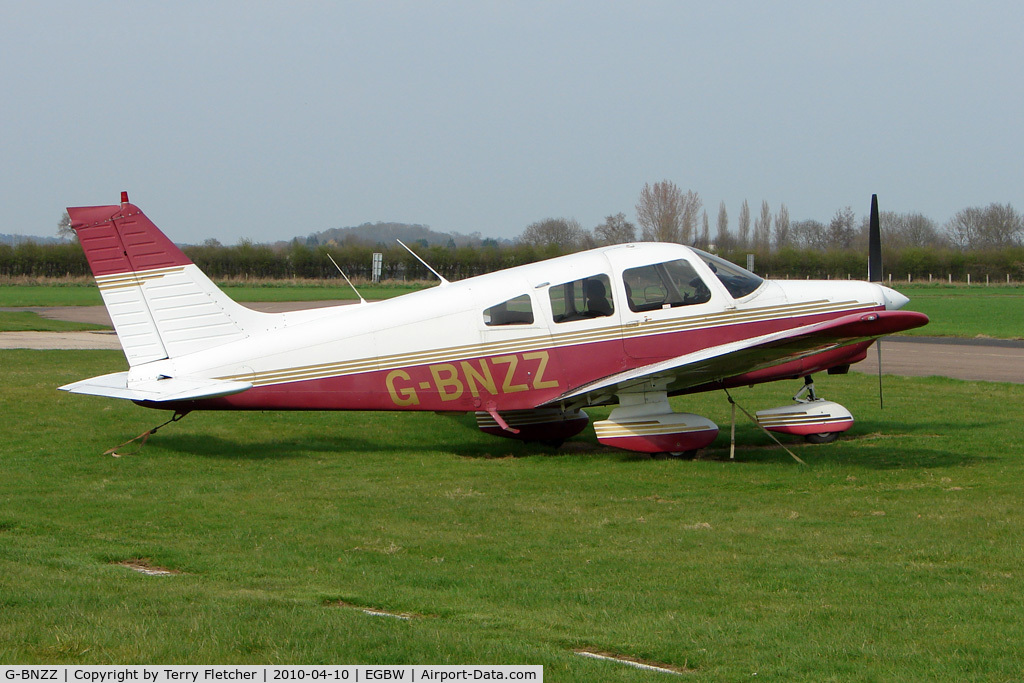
[139,305,885,413]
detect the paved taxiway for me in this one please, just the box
[2,304,1022,384]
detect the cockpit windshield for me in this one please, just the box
[692,249,764,299]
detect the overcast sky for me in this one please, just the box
[2,1,1022,244]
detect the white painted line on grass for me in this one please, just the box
[575,650,689,675]
[359,608,412,620]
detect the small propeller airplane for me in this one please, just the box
[60,193,927,456]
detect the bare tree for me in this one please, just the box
[57,211,75,241]
[519,218,584,250]
[698,210,710,249]
[790,219,829,250]
[753,200,772,252]
[737,200,751,249]
[949,203,1024,249]
[715,201,730,250]
[679,190,702,244]
[635,181,701,243]
[896,212,944,247]
[861,211,944,249]
[593,213,637,245]
[774,204,790,249]
[947,207,982,250]
[981,203,1024,247]
[828,206,857,248]
[578,229,598,251]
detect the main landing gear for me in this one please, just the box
[592,389,719,457]
[755,376,854,443]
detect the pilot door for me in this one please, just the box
[619,257,717,361]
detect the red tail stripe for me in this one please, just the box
[67,203,192,277]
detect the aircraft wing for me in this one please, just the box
[553,310,928,403]
[59,372,252,402]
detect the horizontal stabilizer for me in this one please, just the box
[59,372,252,402]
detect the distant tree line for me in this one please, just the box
[2,193,1022,282]
[4,235,1023,283]
[519,180,1024,254]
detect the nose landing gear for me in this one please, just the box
[755,376,854,444]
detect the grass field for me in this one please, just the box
[896,285,1024,339]
[2,349,1023,679]
[0,281,431,308]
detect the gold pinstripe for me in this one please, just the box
[593,421,714,438]
[215,298,871,388]
[95,265,186,292]
[757,414,850,427]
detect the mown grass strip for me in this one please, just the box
[0,311,109,332]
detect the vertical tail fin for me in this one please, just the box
[69,193,269,365]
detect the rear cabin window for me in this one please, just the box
[483,294,535,326]
[549,274,614,323]
[692,248,764,299]
[622,259,711,312]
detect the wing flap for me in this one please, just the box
[59,372,252,402]
[555,310,928,402]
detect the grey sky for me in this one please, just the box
[2,1,1022,244]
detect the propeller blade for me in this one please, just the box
[868,193,882,282]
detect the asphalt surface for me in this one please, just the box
[3,304,1023,384]
[849,335,1024,384]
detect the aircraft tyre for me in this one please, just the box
[805,432,839,444]
[652,450,699,460]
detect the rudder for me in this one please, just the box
[69,193,270,365]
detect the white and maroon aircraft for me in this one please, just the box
[60,193,927,456]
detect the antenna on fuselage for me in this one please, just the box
[397,239,450,286]
[327,252,367,305]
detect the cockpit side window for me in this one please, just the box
[623,259,711,312]
[692,248,764,299]
[483,294,534,326]
[549,274,614,323]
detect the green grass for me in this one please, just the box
[896,285,1024,339]
[0,311,109,332]
[222,283,432,303]
[0,282,429,307]
[0,284,103,307]
[2,349,1023,679]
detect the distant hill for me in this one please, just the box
[300,222,509,248]
[0,233,65,246]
